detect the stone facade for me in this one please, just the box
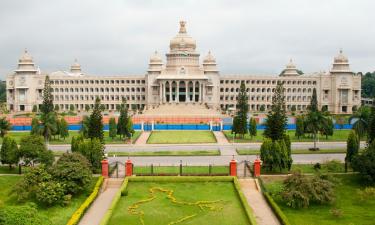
[6,21,361,114]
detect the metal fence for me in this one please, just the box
[132,164,229,176]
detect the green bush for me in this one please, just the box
[0,203,52,225]
[35,181,65,206]
[325,159,343,172]
[50,153,92,195]
[281,172,335,208]
[352,142,375,184]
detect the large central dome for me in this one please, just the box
[169,21,196,53]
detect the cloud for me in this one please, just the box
[0,0,374,79]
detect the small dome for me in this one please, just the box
[286,58,296,69]
[150,51,162,63]
[70,59,82,73]
[169,21,196,52]
[334,49,348,63]
[281,59,299,76]
[19,49,33,63]
[203,51,216,63]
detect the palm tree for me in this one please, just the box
[349,106,371,140]
[0,117,11,138]
[305,111,327,150]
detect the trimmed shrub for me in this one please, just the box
[35,181,65,206]
[0,203,52,225]
[66,176,104,225]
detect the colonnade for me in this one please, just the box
[159,80,205,103]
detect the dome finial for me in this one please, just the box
[179,21,186,33]
[24,48,28,54]
[339,48,343,54]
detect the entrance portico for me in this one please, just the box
[158,79,207,103]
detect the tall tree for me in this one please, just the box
[234,82,249,138]
[0,136,19,168]
[305,88,327,150]
[368,107,375,145]
[264,82,287,141]
[59,118,69,140]
[295,116,304,139]
[117,98,131,139]
[79,116,90,138]
[249,117,257,139]
[40,75,54,115]
[320,117,334,139]
[30,117,40,135]
[349,106,371,140]
[0,117,11,138]
[345,130,359,172]
[88,97,104,141]
[109,117,117,140]
[40,112,57,142]
[18,135,54,166]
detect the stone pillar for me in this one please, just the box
[176,81,180,103]
[101,159,109,178]
[229,159,237,176]
[151,121,154,130]
[220,121,223,131]
[141,121,144,131]
[125,159,133,177]
[253,158,261,177]
[202,83,205,103]
[209,120,212,131]
[159,82,163,104]
[193,82,196,102]
[169,82,172,103]
[186,81,189,102]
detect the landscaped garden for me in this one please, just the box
[0,175,99,225]
[107,149,220,157]
[262,174,375,225]
[224,129,353,143]
[0,130,141,145]
[147,131,217,144]
[103,177,256,225]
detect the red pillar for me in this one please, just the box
[253,158,261,177]
[126,159,133,177]
[101,159,109,178]
[229,159,237,176]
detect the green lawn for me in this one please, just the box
[0,131,141,145]
[236,148,362,155]
[108,150,220,157]
[107,180,250,225]
[263,175,375,225]
[147,131,217,144]
[224,129,353,143]
[133,166,229,175]
[0,175,99,225]
[257,163,346,175]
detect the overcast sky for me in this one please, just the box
[0,0,374,79]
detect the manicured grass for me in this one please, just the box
[236,148,361,155]
[147,131,217,144]
[260,163,346,175]
[108,150,220,157]
[0,175,99,225]
[107,180,250,225]
[224,129,353,143]
[133,166,229,175]
[263,175,375,225]
[0,131,141,145]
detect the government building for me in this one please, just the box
[6,21,361,115]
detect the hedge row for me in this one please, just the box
[66,176,104,225]
[99,178,129,225]
[258,178,291,225]
[233,177,258,225]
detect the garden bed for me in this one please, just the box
[261,174,375,225]
[101,176,257,225]
[147,131,217,144]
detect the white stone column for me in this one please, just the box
[193,82,196,102]
[169,82,172,103]
[176,81,180,103]
[162,82,166,103]
[159,82,163,104]
[186,81,189,102]
[202,83,205,103]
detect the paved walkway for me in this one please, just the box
[213,131,229,144]
[239,179,280,225]
[135,131,151,145]
[79,178,123,225]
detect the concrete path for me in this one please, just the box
[213,131,229,144]
[135,131,151,145]
[239,179,280,225]
[79,178,123,225]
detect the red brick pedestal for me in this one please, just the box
[101,159,109,178]
[126,159,133,177]
[230,159,237,176]
[253,158,261,177]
